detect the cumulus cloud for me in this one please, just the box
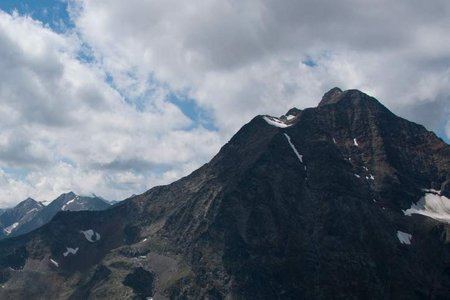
[0,10,223,207]
[68,0,450,136]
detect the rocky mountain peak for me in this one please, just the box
[16,197,39,207]
[285,107,302,116]
[66,191,77,198]
[317,87,386,110]
[0,197,44,238]
[318,86,344,106]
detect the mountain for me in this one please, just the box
[0,198,43,238]
[0,192,111,239]
[0,88,449,299]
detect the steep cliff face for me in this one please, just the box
[0,88,449,299]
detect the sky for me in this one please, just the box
[0,0,449,207]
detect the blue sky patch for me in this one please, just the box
[2,167,29,181]
[302,56,318,68]
[167,93,217,131]
[0,0,72,32]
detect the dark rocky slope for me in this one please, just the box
[0,88,449,299]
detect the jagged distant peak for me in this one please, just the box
[50,191,78,203]
[65,191,77,198]
[14,197,41,209]
[23,197,37,202]
[20,197,39,204]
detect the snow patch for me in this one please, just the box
[25,208,38,215]
[285,114,296,121]
[396,231,412,245]
[333,137,337,144]
[422,188,440,194]
[80,229,101,242]
[3,222,19,235]
[63,247,79,257]
[50,259,59,267]
[353,138,359,146]
[263,116,291,128]
[365,174,375,180]
[403,191,450,223]
[283,133,303,163]
[354,174,360,178]
[62,197,78,211]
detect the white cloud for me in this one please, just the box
[0,169,34,207]
[68,0,450,137]
[0,10,223,206]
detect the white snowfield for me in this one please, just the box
[353,138,359,146]
[63,247,79,257]
[396,231,412,245]
[263,116,291,128]
[62,196,79,211]
[50,258,59,267]
[3,222,19,235]
[403,190,450,223]
[80,229,101,242]
[25,208,38,215]
[283,133,303,163]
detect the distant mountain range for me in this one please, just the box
[0,192,111,239]
[0,88,449,299]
